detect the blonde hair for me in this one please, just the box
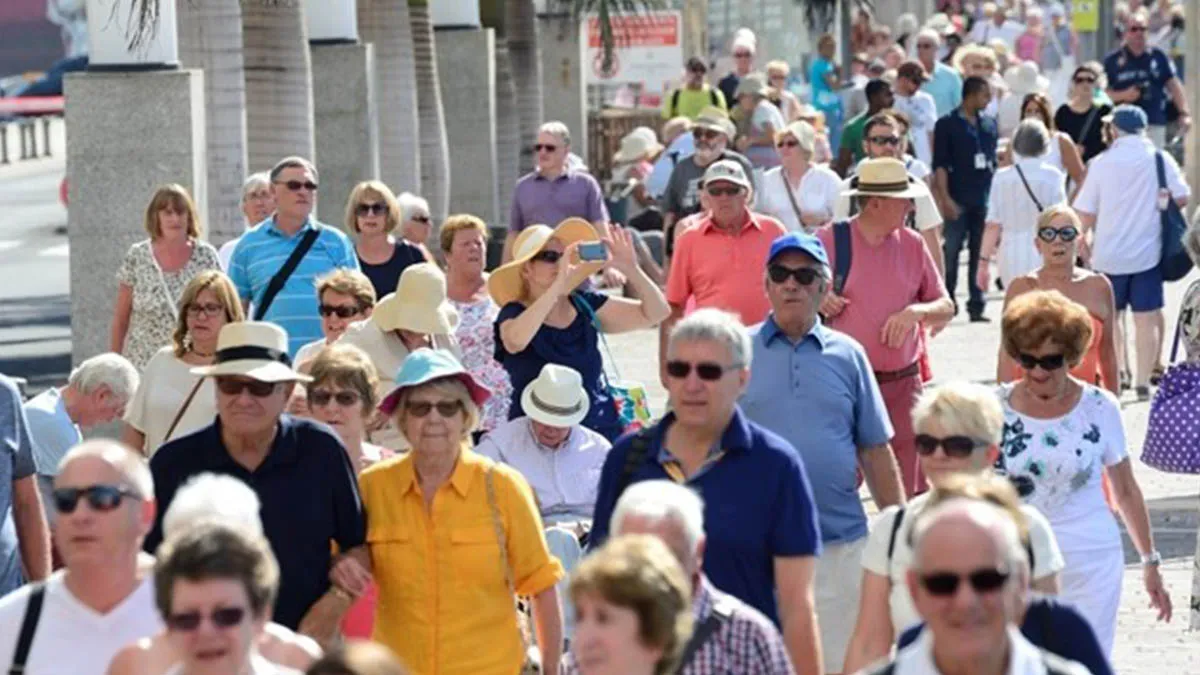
[1035,204,1081,234]
[765,60,789,78]
[307,344,381,413]
[344,181,402,234]
[173,270,245,357]
[143,184,201,239]
[954,44,997,73]
[315,268,377,311]
[391,377,481,446]
[912,381,1005,445]
[440,214,490,254]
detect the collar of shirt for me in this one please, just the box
[1110,134,1149,154]
[651,406,755,482]
[902,625,1048,675]
[534,166,572,182]
[393,444,482,498]
[760,314,829,349]
[264,214,315,238]
[693,575,718,621]
[202,415,303,473]
[698,209,760,235]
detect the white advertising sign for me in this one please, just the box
[585,11,683,91]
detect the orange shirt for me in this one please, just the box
[359,449,563,675]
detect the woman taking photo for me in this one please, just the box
[112,184,222,371]
[332,348,564,675]
[758,121,842,234]
[347,181,430,300]
[1054,62,1112,164]
[491,219,669,441]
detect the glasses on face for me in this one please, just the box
[167,607,248,632]
[1128,25,1148,33]
[1074,76,1097,85]
[914,434,984,458]
[1017,352,1066,371]
[664,360,733,381]
[734,51,752,59]
[531,250,563,264]
[534,143,558,153]
[309,389,362,407]
[918,43,936,50]
[186,303,224,318]
[406,399,464,418]
[767,264,822,286]
[920,568,1010,597]
[411,215,431,224]
[693,129,722,141]
[53,484,138,514]
[868,135,901,146]
[319,304,362,319]
[215,378,278,398]
[776,139,800,149]
[277,180,318,192]
[1037,226,1079,243]
[706,185,742,198]
[356,202,386,216]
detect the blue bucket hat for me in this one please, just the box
[378,348,491,416]
[767,232,830,267]
[1107,104,1148,134]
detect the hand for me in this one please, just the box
[1143,565,1173,622]
[1077,232,1093,268]
[603,226,638,276]
[550,242,584,294]
[735,136,751,152]
[599,267,627,288]
[297,591,350,649]
[880,307,923,349]
[330,552,373,598]
[942,199,961,222]
[820,293,850,319]
[1177,114,1191,136]
[976,260,991,293]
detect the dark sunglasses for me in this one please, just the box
[356,202,387,216]
[167,607,248,632]
[693,129,722,141]
[1074,76,1097,84]
[920,568,1010,597]
[533,143,558,153]
[1017,353,1066,371]
[411,215,431,223]
[706,185,742,197]
[767,264,822,286]
[1128,25,1148,33]
[186,303,224,317]
[319,304,362,319]
[868,135,901,146]
[309,390,362,407]
[917,43,936,50]
[531,250,563,264]
[53,484,138,514]
[914,434,984,458]
[406,400,464,418]
[1037,226,1079,243]
[665,360,732,381]
[776,139,800,149]
[215,378,279,398]
[277,180,318,192]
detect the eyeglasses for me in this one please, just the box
[319,304,363,319]
[53,484,138,514]
[706,185,743,197]
[533,144,558,153]
[693,129,722,141]
[1074,76,1097,85]
[1017,352,1066,371]
[309,389,362,407]
[411,215,431,224]
[776,139,800,149]
[186,303,224,318]
[406,400,464,418]
[917,43,936,50]
[1037,226,1079,243]
[664,360,735,381]
[531,250,563,264]
[734,51,753,59]
[1128,25,1148,33]
[914,434,985,458]
[767,264,822,286]
[920,568,1010,597]
[215,378,279,398]
[167,607,248,632]
[868,135,901,146]
[277,180,318,192]
[356,202,386,216]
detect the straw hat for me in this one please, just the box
[377,347,491,417]
[487,218,601,307]
[373,262,459,335]
[840,158,927,199]
[734,72,770,99]
[613,130,664,163]
[191,322,312,383]
[1006,61,1049,96]
[521,364,590,428]
[774,120,817,155]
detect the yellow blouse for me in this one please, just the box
[359,448,563,675]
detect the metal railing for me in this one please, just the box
[0,96,65,166]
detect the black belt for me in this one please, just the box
[874,362,920,384]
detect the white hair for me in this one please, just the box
[612,480,705,566]
[1011,119,1050,159]
[163,473,263,539]
[916,28,940,46]
[68,353,139,403]
[668,308,753,369]
[537,121,572,147]
[241,172,271,201]
[397,192,430,223]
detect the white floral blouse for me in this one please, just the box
[449,295,512,433]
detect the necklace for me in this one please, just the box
[190,347,215,358]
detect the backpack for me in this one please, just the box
[670,86,720,117]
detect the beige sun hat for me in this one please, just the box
[840,158,928,199]
[521,364,590,428]
[487,218,602,307]
[693,106,735,138]
[613,131,664,163]
[373,262,459,334]
[191,322,312,383]
[774,120,817,154]
[734,72,770,99]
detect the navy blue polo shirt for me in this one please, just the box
[1104,45,1176,125]
[145,415,366,629]
[932,108,998,209]
[589,406,821,625]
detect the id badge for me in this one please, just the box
[974,153,987,170]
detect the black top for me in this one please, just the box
[1055,103,1113,164]
[145,415,366,629]
[357,240,427,299]
[718,72,740,110]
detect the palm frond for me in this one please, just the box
[551,0,665,73]
[126,0,162,52]
[795,0,874,32]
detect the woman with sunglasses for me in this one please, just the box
[843,381,1065,673]
[758,120,841,234]
[330,348,565,675]
[346,181,431,301]
[997,289,1171,656]
[294,269,377,370]
[1054,63,1112,164]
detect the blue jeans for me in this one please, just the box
[943,205,987,316]
[545,525,585,640]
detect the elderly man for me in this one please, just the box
[228,156,360,356]
[916,29,962,117]
[218,172,275,271]
[819,159,954,498]
[1104,8,1191,148]
[836,79,895,174]
[1074,105,1190,400]
[663,56,727,120]
[145,322,367,640]
[0,374,50,595]
[859,499,1091,675]
[0,440,159,673]
[591,308,822,674]
[742,232,905,674]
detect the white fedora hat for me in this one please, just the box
[521,364,590,428]
[191,322,312,383]
[373,262,459,335]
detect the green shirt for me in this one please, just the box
[662,85,728,120]
[839,111,871,163]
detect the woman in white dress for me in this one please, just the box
[758,120,842,233]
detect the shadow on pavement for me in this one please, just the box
[0,294,71,392]
[1121,494,1198,563]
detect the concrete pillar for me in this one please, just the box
[538,14,588,162]
[65,69,206,364]
[311,42,379,227]
[437,27,500,224]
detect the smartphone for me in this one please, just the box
[578,241,608,262]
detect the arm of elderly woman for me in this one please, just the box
[1106,458,1173,622]
[111,283,133,353]
[532,586,563,675]
[297,587,355,648]
[841,570,894,673]
[499,244,583,355]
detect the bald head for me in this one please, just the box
[58,439,153,499]
[911,499,1026,575]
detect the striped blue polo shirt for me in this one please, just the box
[228,216,359,356]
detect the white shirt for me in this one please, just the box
[124,346,218,456]
[985,157,1067,284]
[0,571,162,675]
[1073,135,1191,275]
[971,19,1024,51]
[890,625,1089,674]
[834,167,943,232]
[475,417,611,521]
[758,164,843,233]
[894,92,938,167]
[294,338,330,369]
[997,92,1026,139]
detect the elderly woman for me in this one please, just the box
[332,348,564,674]
[997,290,1171,655]
[442,215,512,436]
[112,184,222,370]
[733,72,786,169]
[219,172,276,271]
[765,60,802,121]
[397,192,435,254]
[1016,92,1086,188]
[295,269,377,368]
[491,219,669,441]
[348,181,430,300]
[121,270,244,457]
[843,381,1066,673]
[758,120,842,233]
[570,535,692,675]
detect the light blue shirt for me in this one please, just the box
[646,132,694,199]
[228,216,359,355]
[23,388,80,478]
[740,316,892,544]
[0,375,37,595]
[922,61,963,118]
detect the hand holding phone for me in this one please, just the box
[577,241,609,262]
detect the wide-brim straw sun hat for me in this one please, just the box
[735,72,771,99]
[613,131,664,163]
[373,262,459,335]
[377,347,491,417]
[487,218,602,307]
[191,322,313,383]
[521,364,590,428]
[774,120,817,155]
[840,158,928,200]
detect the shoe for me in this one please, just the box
[969,313,991,323]
[1150,366,1166,386]
[1136,385,1151,402]
[1119,370,1132,392]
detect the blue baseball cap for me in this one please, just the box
[1107,104,1148,133]
[768,232,830,267]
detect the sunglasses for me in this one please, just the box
[920,568,1010,597]
[309,390,362,407]
[665,360,733,381]
[215,378,279,398]
[1074,76,1097,85]
[167,607,248,632]
[767,264,822,286]
[868,135,901,146]
[406,400,465,418]
[914,434,984,458]
[1017,353,1066,371]
[186,302,224,318]
[356,202,386,216]
[776,139,800,149]
[277,180,318,192]
[706,185,742,197]
[411,215,431,224]
[917,43,936,50]
[531,250,563,264]
[1037,226,1079,243]
[734,52,753,59]
[319,304,362,319]
[533,143,558,153]
[693,129,722,141]
[53,484,138,514]
[1128,25,1148,33]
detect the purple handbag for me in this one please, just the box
[1142,319,1200,474]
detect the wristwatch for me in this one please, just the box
[1141,550,1163,567]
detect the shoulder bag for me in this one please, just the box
[484,466,540,674]
[1014,163,1045,212]
[1155,152,1193,282]
[254,227,320,320]
[779,169,807,230]
[831,219,853,295]
[8,583,46,675]
[673,594,735,673]
[162,377,205,446]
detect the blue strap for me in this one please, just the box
[570,293,623,383]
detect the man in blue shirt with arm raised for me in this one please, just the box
[1104,8,1191,149]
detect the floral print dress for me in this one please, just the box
[450,295,512,433]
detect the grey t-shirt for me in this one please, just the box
[0,375,36,596]
[662,149,757,219]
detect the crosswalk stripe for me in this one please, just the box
[38,243,68,257]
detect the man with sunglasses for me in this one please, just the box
[1103,8,1190,148]
[835,79,895,176]
[741,232,904,675]
[663,56,727,121]
[915,29,962,118]
[893,61,937,168]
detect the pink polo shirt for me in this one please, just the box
[816,220,947,372]
[666,210,787,325]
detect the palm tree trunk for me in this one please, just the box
[357,0,421,193]
[408,0,450,227]
[493,43,520,224]
[506,0,543,174]
[241,0,315,173]
[177,0,248,245]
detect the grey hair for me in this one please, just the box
[163,473,263,539]
[911,499,1030,578]
[58,440,153,499]
[538,121,572,147]
[397,192,431,223]
[1011,119,1050,159]
[241,172,271,202]
[268,155,319,183]
[916,28,940,46]
[612,481,705,568]
[68,353,139,403]
[668,308,753,369]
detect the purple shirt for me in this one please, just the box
[509,169,609,232]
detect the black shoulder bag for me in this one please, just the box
[8,583,46,675]
[1014,164,1045,212]
[253,228,321,320]
[674,595,735,673]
